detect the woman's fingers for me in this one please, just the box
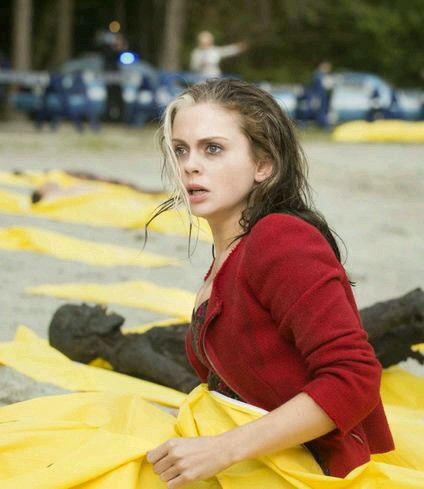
[159,463,181,482]
[146,439,174,464]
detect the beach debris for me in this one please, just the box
[48,289,424,392]
[48,304,198,393]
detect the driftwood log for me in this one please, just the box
[360,288,424,367]
[48,304,199,393]
[48,288,424,393]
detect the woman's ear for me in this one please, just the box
[254,158,273,183]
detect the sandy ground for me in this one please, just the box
[0,120,423,403]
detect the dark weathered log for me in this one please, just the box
[360,288,424,368]
[48,304,198,393]
[48,289,424,394]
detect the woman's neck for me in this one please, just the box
[208,214,244,258]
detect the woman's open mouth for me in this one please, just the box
[187,186,209,203]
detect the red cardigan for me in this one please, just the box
[186,213,394,477]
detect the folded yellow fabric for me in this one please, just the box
[0,169,84,189]
[380,367,424,409]
[0,184,212,241]
[0,188,26,214]
[0,225,177,268]
[0,326,185,409]
[28,280,195,320]
[0,383,423,488]
[332,120,424,143]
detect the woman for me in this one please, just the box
[146,79,394,487]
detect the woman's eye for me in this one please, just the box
[174,146,186,157]
[206,144,221,154]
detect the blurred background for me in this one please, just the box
[0,0,424,127]
[0,1,423,352]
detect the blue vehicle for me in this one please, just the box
[11,54,107,130]
[329,72,396,124]
[279,71,424,127]
[9,62,423,127]
[10,52,162,127]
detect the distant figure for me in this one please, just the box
[190,30,248,77]
[100,31,129,122]
[310,61,334,129]
[420,68,424,120]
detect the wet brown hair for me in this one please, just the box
[148,78,344,263]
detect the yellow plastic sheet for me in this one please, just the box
[0,383,423,488]
[0,225,177,268]
[0,188,26,214]
[0,169,98,189]
[0,326,185,409]
[411,343,424,353]
[0,327,423,487]
[332,120,424,143]
[380,367,424,409]
[0,185,212,241]
[28,280,195,320]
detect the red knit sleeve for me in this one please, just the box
[244,213,382,434]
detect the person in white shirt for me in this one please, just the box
[190,31,248,77]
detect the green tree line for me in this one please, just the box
[5,0,424,87]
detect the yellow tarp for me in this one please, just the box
[0,326,185,409]
[0,185,212,241]
[332,120,424,143]
[0,169,102,189]
[0,327,423,487]
[28,280,195,320]
[0,225,177,268]
[0,188,26,214]
[0,383,423,488]
[380,367,424,409]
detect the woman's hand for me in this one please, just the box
[146,435,232,488]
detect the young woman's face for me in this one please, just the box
[172,103,270,224]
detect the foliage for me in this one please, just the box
[2,0,423,87]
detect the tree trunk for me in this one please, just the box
[12,0,33,70]
[159,0,186,70]
[114,0,126,33]
[52,0,74,68]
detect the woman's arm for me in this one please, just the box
[147,391,335,488]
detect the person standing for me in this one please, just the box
[310,61,334,129]
[190,31,248,78]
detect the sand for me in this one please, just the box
[0,120,422,402]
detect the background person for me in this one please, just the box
[310,60,334,128]
[190,30,248,77]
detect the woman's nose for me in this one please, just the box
[182,151,201,173]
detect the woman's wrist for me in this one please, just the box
[215,426,252,466]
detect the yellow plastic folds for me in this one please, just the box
[332,120,424,143]
[0,185,212,241]
[0,327,423,486]
[28,280,195,320]
[0,188,26,214]
[0,225,177,268]
[0,169,97,189]
[0,326,185,409]
[0,383,423,488]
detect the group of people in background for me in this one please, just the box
[3,26,423,132]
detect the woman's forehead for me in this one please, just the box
[172,102,241,139]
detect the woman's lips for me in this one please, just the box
[187,188,209,203]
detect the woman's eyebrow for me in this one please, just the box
[172,137,229,144]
